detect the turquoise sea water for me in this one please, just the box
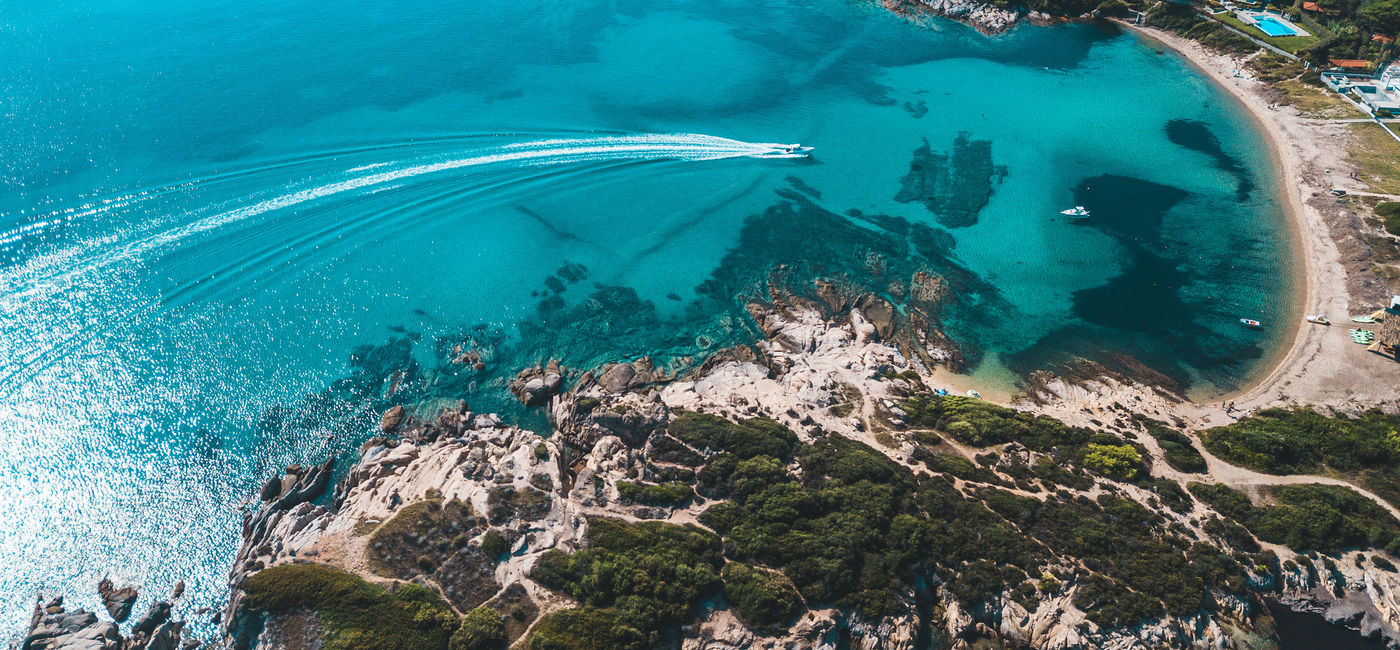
[0,0,1295,637]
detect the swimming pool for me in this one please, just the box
[1253,15,1305,37]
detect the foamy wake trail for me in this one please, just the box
[0,134,801,302]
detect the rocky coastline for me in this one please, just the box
[881,0,1049,35]
[24,292,1400,650]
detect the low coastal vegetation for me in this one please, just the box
[524,407,1266,645]
[616,480,695,506]
[719,563,804,633]
[365,496,501,611]
[530,518,724,648]
[1140,416,1209,473]
[1350,124,1400,196]
[1379,202,1400,236]
[241,398,1400,649]
[1189,482,1400,554]
[241,563,459,650]
[1201,407,1400,508]
[451,606,506,650]
[903,394,1151,483]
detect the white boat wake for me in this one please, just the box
[0,133,808,301]
[0,133,808,388]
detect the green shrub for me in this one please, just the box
[242,563,457,650]
[1191,482,1400,555]
[487,486,551,524]
[1137,417,1207,473]
[667,411,798,460]
[530,518,722,644]
[903,395,1091,451]
[481,530,508,559]
[450,606,505,650]
[721,563,804,633]
[1148,478,1194,513]
[365,499,498,611]
[1094,0,1131,16]
[574,397,601,414]
[1082,444,1143,481]
[1203,408,1400,510]
[1253,484,1399,554]
[528,607,641,650]
[1188,483,1256,522]
[1377,202,1400,235]
[616,481,694,506]
[1202,408,1400,476]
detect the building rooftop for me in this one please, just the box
[1330,59,1373,69]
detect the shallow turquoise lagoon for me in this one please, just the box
[0,0,1293,636]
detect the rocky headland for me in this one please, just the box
[25,288,1400,650]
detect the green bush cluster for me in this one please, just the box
[720,563,804,633]
[616,480,694,506]
[450,606,505,650]
[979,489,1244,627]
[481,530,509,559]
[903,395,1091,450]
[530,412,1258,641]
[1137,417,1207,473]
[528,607,634,650]
[668,411,797,459]
[241,563,458,650]
[487,486,552,524]
[904,395,1145,482]
[365,498,500,611]
[530,518,723,646]
[1189,482,1400,555]
[699,434,923,617]
[1202,408,1400,475]
[1082,443,1143,481]
[1379,202,1400,236]
[1202,408,1400,508]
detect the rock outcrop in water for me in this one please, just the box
[204,295,1400,650]
[21,585,199,650]
[882,0,1035,34]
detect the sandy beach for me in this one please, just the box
[1085,23,1400,425]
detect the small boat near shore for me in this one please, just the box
[1060,206,1090,219]
[1306,315,1331,325]
[967,389,981,399]
[1239,318,1262,328]
[1352,315,1376,323]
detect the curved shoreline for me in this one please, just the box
[1120,23,1311,404]
[1102,22,1398,419]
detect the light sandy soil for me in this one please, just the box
[1107,24,1400,422]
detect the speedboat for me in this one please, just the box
[1306,315,1331,325]
[1240,318,1262,328]
[754,144,813,158]
[1060,206,1090,218]
[966,389,982,399]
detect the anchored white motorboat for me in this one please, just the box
[1060,206,1090,218]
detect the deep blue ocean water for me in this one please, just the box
[0,0,1298,638]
